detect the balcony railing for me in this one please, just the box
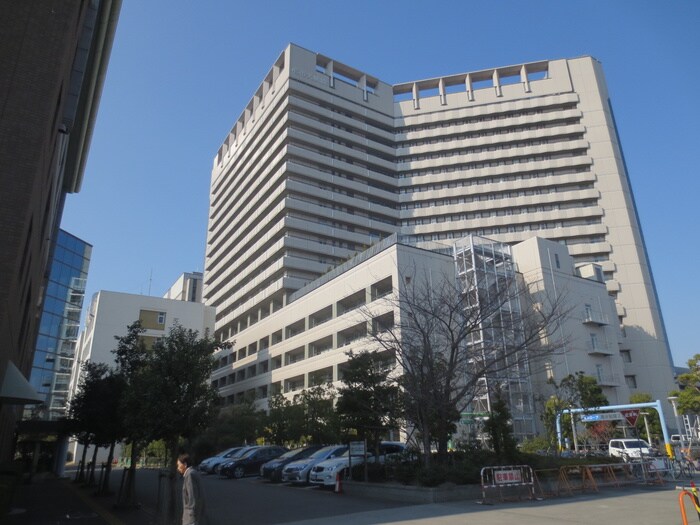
[582,310,609,326]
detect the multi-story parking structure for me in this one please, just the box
[205,44,675,413]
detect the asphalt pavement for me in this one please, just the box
[4,470,695,525]
[281,485,693,525]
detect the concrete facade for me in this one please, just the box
[163,271,204,303]
[205,44,675,418]
[0,0,120,462]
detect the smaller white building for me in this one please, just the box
[67,278,215,464]
[513,238,631,405]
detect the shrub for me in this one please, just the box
[417,464,448,487]
[519,436,552,454]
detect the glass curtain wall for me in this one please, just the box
[26,230,92,420]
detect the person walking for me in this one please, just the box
[177,453,207,525]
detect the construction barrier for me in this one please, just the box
[334,472,342,494]
[676,483,700,524]
[533,461,664,499]
[480,465,535,503]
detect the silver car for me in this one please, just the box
[281,445,347,484]
[199,446,245,474]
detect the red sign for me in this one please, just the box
[494,469,522,484]
[621,409,640,426]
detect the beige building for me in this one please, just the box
[67,281,215,463]
[513,237,632,405]
[205,44,675,418]
[163,271,204,303]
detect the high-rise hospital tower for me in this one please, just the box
[204,44,674,405]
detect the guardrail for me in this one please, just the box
[533,460,665,498]
[480,465,535,503]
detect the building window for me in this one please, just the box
[139,309,167,330]
[590,333,598,350]
[620,350,632,363]
[554,253,560,269]
[545,361,554,381]
[625,375,637,389]
[595,364,604,383]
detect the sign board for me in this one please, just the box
[460,411,489,424]
[621,409,640,427]
[349,441,365,456]
[494,469,523,484]
[580,412,624,422]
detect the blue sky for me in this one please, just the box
[61,1,700,366]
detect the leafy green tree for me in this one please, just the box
[336,350,402,455]
[561,372,607,409]
[540,372,607,450]
[218,400,268,445]
[542,394,570,445]
[482,389,518,462]
[136,324,220,524]
[293,384,339,443]
[112,321,148,506]
[629,392,662,442]
[68,361,123,487]
[265,393,305,445]
[675,354,700,414]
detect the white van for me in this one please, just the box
[608,439,652,460]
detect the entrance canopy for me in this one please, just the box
[0,361,43,404]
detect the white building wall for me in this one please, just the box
[513,238,632,412]
[67,290,215,463]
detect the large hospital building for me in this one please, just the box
[203,44,675,426]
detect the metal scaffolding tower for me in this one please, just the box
[452,235,536,440]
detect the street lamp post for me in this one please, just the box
[668,396,683,455]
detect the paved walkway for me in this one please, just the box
[282,485,691,525]
[4,474,155,525]
[3,474,694,525]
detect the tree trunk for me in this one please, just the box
[77,440,90,483]
[421,426,432,468]
[99,441,116,496]
[88,445,99,486]
[165,438,179,525]
[117,441,140,507]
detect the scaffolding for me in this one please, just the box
[453,235,536,441]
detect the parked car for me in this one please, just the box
[221,446,288,479]
[309,442,405,487]
[608,438,652,460]
[260,445,325,482]
[198,446,244,474]
[282,445,348,484]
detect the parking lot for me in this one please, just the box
[134,468,406,525]
[123,467,693,525]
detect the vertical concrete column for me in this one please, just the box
[360,74,368,101]
[326,60,335,88]
[439,78,446,105]
[493,69,502,97]
[465,74,474,101]
[520,65,531,93]
[412,83,419,110]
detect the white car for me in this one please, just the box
[281,445,347,484]
[309,442,405,487]
[608,439,652,460]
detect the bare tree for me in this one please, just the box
[361,254,569,466]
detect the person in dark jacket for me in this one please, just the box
[177,453,207,525]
